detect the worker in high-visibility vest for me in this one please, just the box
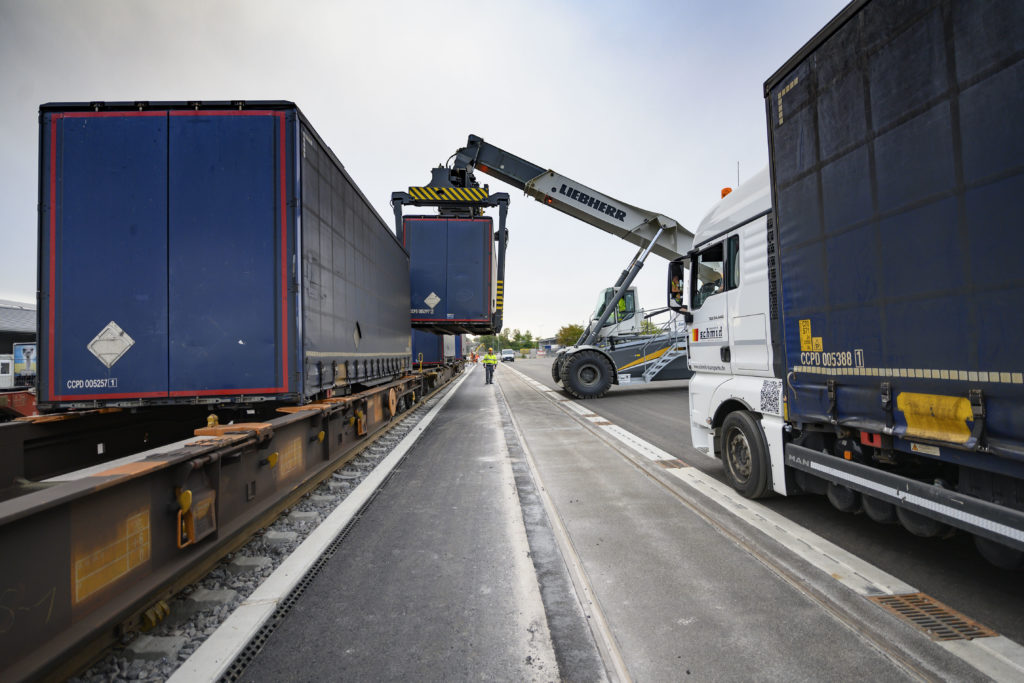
[482,347,498,384]
[617,296,627,322]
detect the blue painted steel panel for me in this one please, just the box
[43,113,169,401]
[446,219,491,322]
[412,329,444,366]
[407,218,447,323]
[168,113,284,394]
[765,0,1024,459]
[406,217,493,333]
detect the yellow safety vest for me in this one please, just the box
[482,353,498,365]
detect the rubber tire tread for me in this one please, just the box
[550,357,563,385]
[560,350,613,399]
[974,536,1024,571]
[720,410,771,499]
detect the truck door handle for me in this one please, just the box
[720,346,731,362]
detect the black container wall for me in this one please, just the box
[298,123,412,395]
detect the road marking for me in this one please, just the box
[496,376,632,683]
[503,363,1024,679]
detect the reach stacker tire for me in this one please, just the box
[559,350,613,399]
[551,357,563,385]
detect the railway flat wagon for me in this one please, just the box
[38,101,410,409]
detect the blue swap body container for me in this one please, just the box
[405,216,497,335]
[37,101,410,409]
[412,329,445,367]
[411,330,464,367]
[764,0,1024,462]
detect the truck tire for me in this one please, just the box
[550,358,563,385]
[826,483,862,514]
[720,410,771,499]
[896,506,952,539]
[861,494,897,523]
[974,536,1024,571]
[560,350,613,399]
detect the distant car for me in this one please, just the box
[501,349,516,362]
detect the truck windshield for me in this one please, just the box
[692,243,724,310]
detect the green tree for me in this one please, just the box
[471,334,498,353]
[640,319,661,335]
[555,324,585,346]
[514,329,535,349]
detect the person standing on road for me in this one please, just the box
[482,347,498,384]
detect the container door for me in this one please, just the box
[407,218,448,321]
[445,218,491,322]
[167,112,289,396]
[42,112,169,402]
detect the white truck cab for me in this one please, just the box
[676,168,788,496]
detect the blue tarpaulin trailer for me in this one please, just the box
[38,101,410,408]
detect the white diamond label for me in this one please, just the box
[88,321,135,368]
[424,292,441,309]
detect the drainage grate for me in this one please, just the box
[868,593,999,641]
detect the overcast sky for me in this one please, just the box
[0,0,847,339]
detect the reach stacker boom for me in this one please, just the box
[404,135,697,398]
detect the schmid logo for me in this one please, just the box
[693,326,723,342]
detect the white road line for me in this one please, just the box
[504,363,1024,678]
[497,377,631,683]
[169,369,472,683]
[668,468,914,596]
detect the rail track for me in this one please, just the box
[0,364,463,682]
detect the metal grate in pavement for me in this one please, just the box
[868,593,999,641]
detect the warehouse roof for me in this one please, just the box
[0,299,36,334]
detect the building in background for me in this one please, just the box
[0,299,35,352]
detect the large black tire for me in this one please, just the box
[974,536,1024,571]
[862,494,897,523]
[559,350,613,399]
[550,357,563,385]
[896,506,952,538]
[720,410,772,499]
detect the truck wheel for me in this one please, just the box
[861,494,897,523]
[896,506,952,538]
[826,483,862,514]
[720,411,771,499]
[550,358,563,385]
[974,536,1024,571]
[560,350,612,399]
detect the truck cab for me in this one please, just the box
[676,168,786,493]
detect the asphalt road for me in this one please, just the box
[508,357,1024,646]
